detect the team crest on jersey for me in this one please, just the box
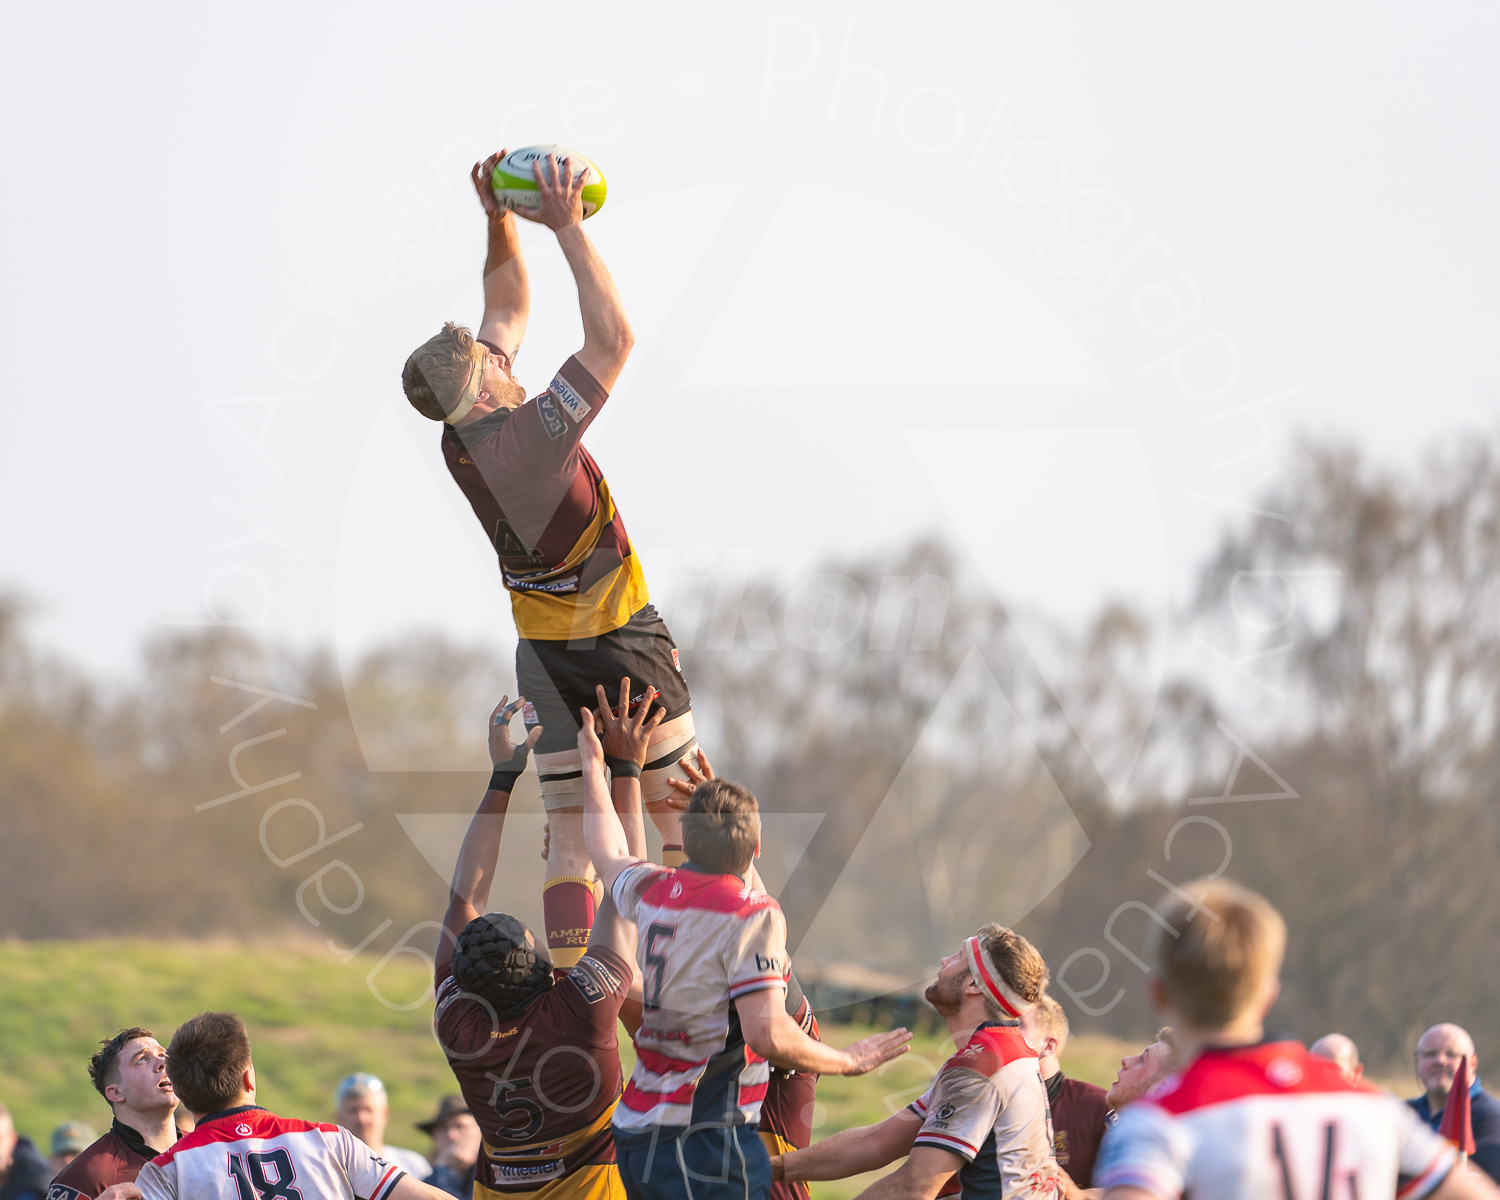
[671,648,681,673]
[521,702,539,724]
[235,1122,253,1135]
[548,374,592,423]
[1266,1057,1303,1087]
[670,882,683,898]
[536,394,567,439]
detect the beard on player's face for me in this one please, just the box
[481,357,528,410]
[924,964,968,1016]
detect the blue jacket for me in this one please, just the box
[0,1137,49,1200]
[1408,1074,1500,1183]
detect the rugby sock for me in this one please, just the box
[541,876,595,979]
[661,843,685,868]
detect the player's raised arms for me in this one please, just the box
[509,153,634,391]
[470,152,530,364]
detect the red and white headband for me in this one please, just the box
[962,935,1028,1019]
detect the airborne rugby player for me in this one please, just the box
[401,150,696,979]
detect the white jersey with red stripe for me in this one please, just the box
[906,1021,1060,1199]
[1094,1041,1458,1200]
[610,861,789,1132]
[136,1106,405,1200]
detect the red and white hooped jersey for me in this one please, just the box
[136,1106,405,1200]
[907,1021,1060,1199]
[611,861,789,1132]
[1094,1041,1458,1200]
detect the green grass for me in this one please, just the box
[0,939,447,1154]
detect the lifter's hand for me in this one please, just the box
[596,678,664,769]
[98,1186,144,1200]
[515,153,589,232]
[836,1028,913,1076]
[471,151,512,221]
[664,747,716,810]
[489,695,542,767]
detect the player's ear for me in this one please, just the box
[1147,974,1170,1012]
[243,1064,257,1096]
[1256,975,1281,1019]
[104,1081,126,1106]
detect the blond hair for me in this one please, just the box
[681,779,761,874]
[402,322,481,421]
[1032,993,1070,1051]
[1150,878,1285,1028]
[977,923,1049,1020]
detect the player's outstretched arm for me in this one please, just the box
[736,987,912,1076]
[777,1110,922,1184]
[441,696,543,945]
[849,1146,963,1200]
[471,151,530,361]
[392,1173,480,1200]
[511,153,633,390]
[579,710,641,895]
[1432,1165,1500,1200]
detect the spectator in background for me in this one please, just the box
[1311,1033,1364,1084]
[1020,994,1110,1188]
[48,1123,96,1176]
[1104,1029,1176,1111]
[0,1105,50,1200]
[50,1028,181,1200]
[335,1075,430,1182]
[1410,1024,1500,1182]
[414,1098,479,1199]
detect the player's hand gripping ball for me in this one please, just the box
[492,145,607,218]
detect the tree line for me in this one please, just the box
[3,432,1498,1075]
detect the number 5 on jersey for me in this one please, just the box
[643,923,677,1012]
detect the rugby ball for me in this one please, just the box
[492,145,607,219]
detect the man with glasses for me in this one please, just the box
[1410,1024,1500,1182]
[335,1075,430,1182]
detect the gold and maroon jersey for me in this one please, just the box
[433,943,631,1193]
[441,350,649,642]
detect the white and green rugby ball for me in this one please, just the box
[491,145,608,219]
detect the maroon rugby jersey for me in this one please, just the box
[441,350,648,641]
[48,1119,179,1199]
[432,944,630,1193]
[1043,1073,1109,1188]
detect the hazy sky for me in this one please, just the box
[4,0,1497,682]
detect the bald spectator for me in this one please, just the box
[0,1105,50,1200]
[1409,1024,1500,1182]
[1310,1033,1364,1084]
[1104,1028,1176,1111]
[1020,995,1110,1188]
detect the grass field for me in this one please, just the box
[0,940,1415,1198]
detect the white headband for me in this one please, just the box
[962,934,1028,1019]
[443,343,487,424]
